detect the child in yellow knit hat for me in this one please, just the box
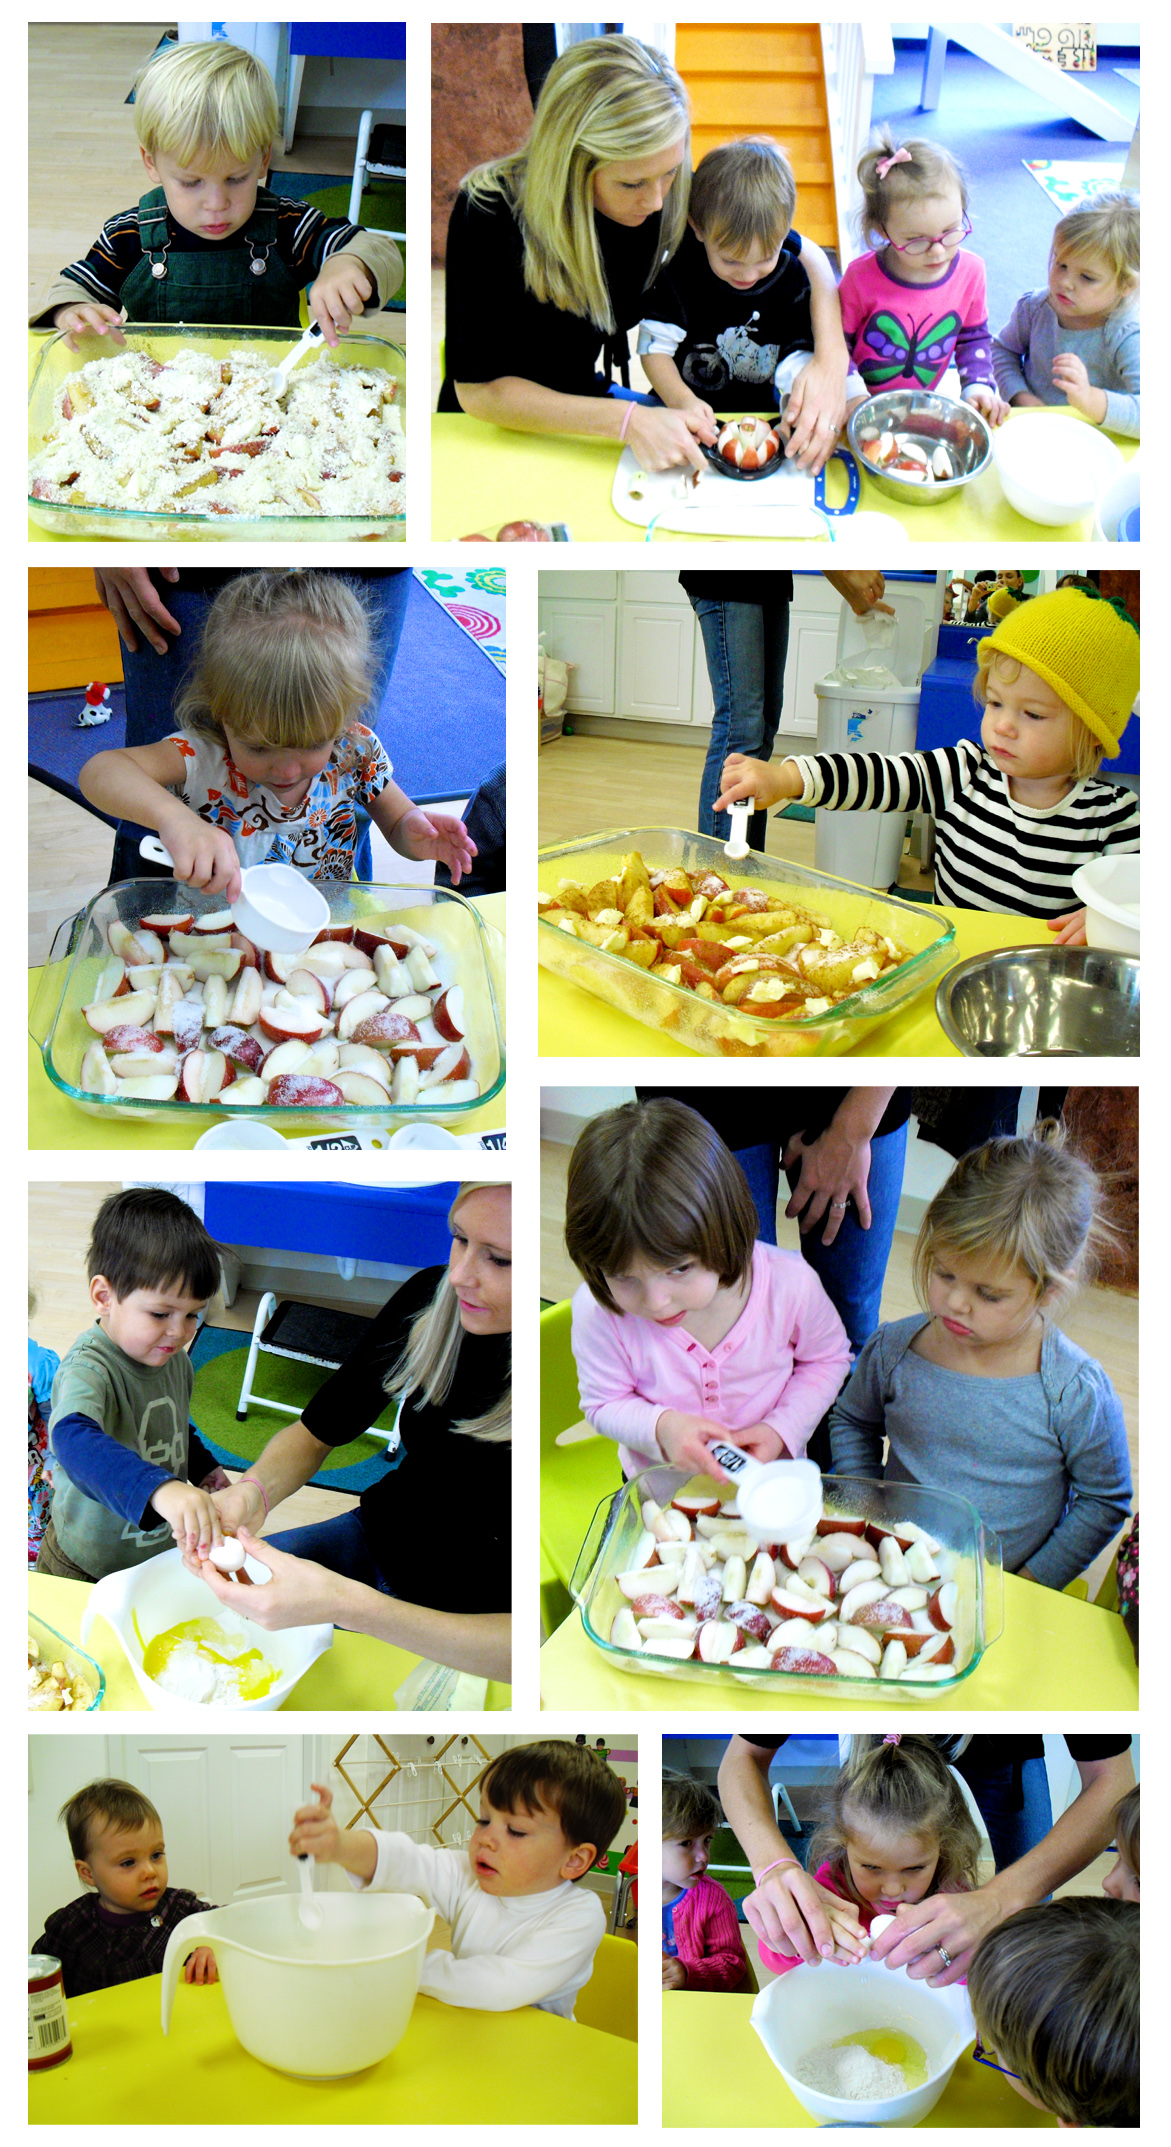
[718,584,1138,939]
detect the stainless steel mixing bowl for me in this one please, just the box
[848,389,992,504]
[935,945,1140,1056]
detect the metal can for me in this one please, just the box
[28,1955,72,2070]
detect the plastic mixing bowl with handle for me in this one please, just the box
[161,1892,435,2076]
[751,1955,975,2126]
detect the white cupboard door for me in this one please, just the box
[785,616,841,735]
[537,601,617,713]
[619,603,695,723]
[108,1734,305,1907]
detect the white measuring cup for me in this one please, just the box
[268,318,325,397]
[723,799,755,860]
[139,838,329,954]
[298,1855,324,1931]
[705,1441,823,1540]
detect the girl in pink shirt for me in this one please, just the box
[839,131,1007,428]
[759,1735,979,1978]
[662,1772,751,1993]
[565,1097,850,1479]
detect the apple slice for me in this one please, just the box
[675,1545,707,1606]
[84,990,156,1035]
[410,1076,480,1106]
[258,1039,312,1081]
[139,909,193,938]
[834,1623,881,1667]
[265,1074,345,1108]
[693,1573,725,1623]
[819,1533,873,1574]
[286,969,331,1015]
[878,1536,912,1589]
[796,1555,835,1600]
[432,987,466,1042]
[115,1073,181,1101]
[745,1551,776,1606]
[334,1071,393,1107]
[900,1661,955,1683]
[616,1567,665,1600]
[778,1533,815,1570]
[177,1050,233,1105]
[880,1639,908,1681]
[886,1586,929,1612]
[852,1598,913,1632]
[352,1008,423,1051]
[172,995,207,1055]
[643,1631,701,1661]
[724,1603,772,1644]
[630,1592,685,1621]
[831,1648,878,1680]
[336,990,391,1042]
[697,1620,742,1664]
[419,1044,472,1087]
[110,1046,178,1078]
[838,1559,882,1595]
[313,924,355,945]
[338,1043,392,1090]
[102,1023,164,1056]
[154,970,185,1034]
[202,973,229,1031]
[733,1644,774,1670]
[770,1645,837,1677]
[769,1587,831,1623]
[80,1042,119,1096]
[208,1025,267,1076]
[332,967,379,1011]
[836,1580,888,1624]
[127,965,163,993]
[220,1076,269,1108]
[610,1607,642,1652]
[263,950,295,985]
[673,1494,723,1521]
[259,1003,327,1045]
[373,943,407,995]
[405,945,441,992]
[193,908,235,935]
[390,1055,421,1106]
[905,1540,942,1586]
[187,947,242,982]
[107,921,165,967]
[228,966,264,1029]
[298,945,350,982]
[816,1514,867,1538]
[928,1583,958,1631]
[231,929,260,971]
[299,1041,341,1078]
[721,1554,747,1604]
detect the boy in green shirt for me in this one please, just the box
[37,1189,227,1581]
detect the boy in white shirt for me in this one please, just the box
[289,1741,628,2019]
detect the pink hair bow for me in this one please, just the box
[883,1733,902,1746]
[875,146,913,179]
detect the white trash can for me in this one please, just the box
[813,598,928,889]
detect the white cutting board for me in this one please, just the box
[612,443,831,537]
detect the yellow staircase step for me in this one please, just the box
[676,22,838,253]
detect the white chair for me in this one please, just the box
[349,115,406,238]
[235,1292,398,1445]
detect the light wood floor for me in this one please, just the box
[30,1182,357,1534]
[539,732,934,894]
[541,1135,1138,1598]
[30,22,407,346]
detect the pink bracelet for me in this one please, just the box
[239,1476,269,1519]
[753,1856,801,1885]
[618,402,636,443]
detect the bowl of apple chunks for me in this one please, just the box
[593,1474,1002,1698]
[539,849,915,1025]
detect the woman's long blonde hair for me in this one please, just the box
[463,34,690,332]
[384,1184,511,1443]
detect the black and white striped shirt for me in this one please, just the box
[790,738,1139,917]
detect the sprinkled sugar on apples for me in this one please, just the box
[609,1493,966,1687]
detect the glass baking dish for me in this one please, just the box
[537,828,955,1056]
[28,1611,106,1711]
[28,322,405,541]
[570,1467,1004,1703]
[30,878,504,1132]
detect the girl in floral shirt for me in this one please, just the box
[79,569,475,894]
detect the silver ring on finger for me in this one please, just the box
[936,1944,953,1968]
[830,1200,848,1212]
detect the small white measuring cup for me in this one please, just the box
[705,1441,823,1541]
[268,319,326,397]
[723,799,755,860]
[139,838,329,954]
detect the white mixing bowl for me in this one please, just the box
[993,413,1124,526]
[81,1547,333,1709]
[751,1955,975,2126]
[1072,853,1140,954]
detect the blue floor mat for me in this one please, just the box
[189,1323,390,1494]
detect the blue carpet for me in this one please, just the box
[872,39,1139,333]
[189,1323,391,1493]
[29,575,504,815]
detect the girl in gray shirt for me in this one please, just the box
[830,1126,1132,1590]
[992,191,1139,438]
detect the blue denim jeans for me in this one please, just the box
[688,597,792,844]
[265,1506,394,1601]
[964,1754,1053,1875]
[109,569,412,886]
[733,1120,909,1358]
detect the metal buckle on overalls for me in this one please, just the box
[149,239,170,281]
[247,239,272,278]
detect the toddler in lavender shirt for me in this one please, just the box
[565,1097,850,1481]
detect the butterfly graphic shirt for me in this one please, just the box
[838,248,997,397]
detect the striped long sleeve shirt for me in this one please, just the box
[787,737,1139,917]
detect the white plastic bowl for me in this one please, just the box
[1093,458,1140,541]
[993,413,1124,526]
[81,1547,333,1709]
[752,1955,974,2126]
[1072,854,1140,953]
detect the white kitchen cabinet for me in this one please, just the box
[618,601,695,722]
[537,598,617,714]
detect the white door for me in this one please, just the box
[108,1734,307,1907]
[619,602,695,722]
[538,599,617,714]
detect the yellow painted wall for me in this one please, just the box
[676,23,837,252]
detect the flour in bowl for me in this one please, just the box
[30,346,404,520]
[793,2039,912,2099]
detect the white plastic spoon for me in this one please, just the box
[724,799,755,860]
[269,319,326,398]
[297,1854,323,1930]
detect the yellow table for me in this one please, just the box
[30,1575,511,1713]
[540,1574,1136,1712]
[28,895,505,1149]
[539,905,1046,1058]
[662,1992,1053,2127]
[431,409,1135,544]
[30,1974,636,2124]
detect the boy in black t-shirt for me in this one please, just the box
[638,137,865,421]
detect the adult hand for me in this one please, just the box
[1047,906,1088,947]
[308,255,373,347]
[783,1121,874,1244]
[183,1946,219,1985]
[1051,353,1108,426]
[53,301,127,352]
[964,382,1010,428]
[781,356,847,473]
[662,1955,687,1990]
[830,572,894,619]
[198,1467,232,1494]
[93,569,182,656]
[150,1480,222,1561]
[196,1526,336,1630]
[655,1412,734,1480]
[744,1862,867,1965]
[624,403,714,476]
[869,1888,1003,1987]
